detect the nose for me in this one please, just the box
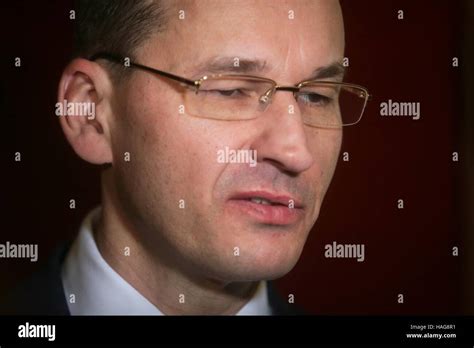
[251,91,314,174]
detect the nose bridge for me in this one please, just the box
[261,84,306,120]
[253,85,314,174]
[260,85,299,107]
[275,85,299,93]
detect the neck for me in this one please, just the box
[94,171,259,315]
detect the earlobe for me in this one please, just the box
[57,58,114,165]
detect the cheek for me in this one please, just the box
[110,84,229,259]
[307,128,342,176]
[306,129,342,206]
[320,131,342,191]
[121,87,224,214]
[325,129,343,173]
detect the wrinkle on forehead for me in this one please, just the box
[274,0,344,81]
[141,0,344,83]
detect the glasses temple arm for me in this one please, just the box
[88,52,197,87]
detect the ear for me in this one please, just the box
[57,58,114,164]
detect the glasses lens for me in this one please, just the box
[297,83,369,128]
[184,77,274,120]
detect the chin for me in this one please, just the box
[218,225,308,280]
[213,244,303,283]
[231,261,299,282]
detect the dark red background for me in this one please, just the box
[1,0,469,314]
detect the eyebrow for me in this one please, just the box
[308,62,346,81]
[191,56,346,81]
[192,56,269,76]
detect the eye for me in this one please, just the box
[200,89,250,98]
[298,92,332,106]
[212,89,244,97]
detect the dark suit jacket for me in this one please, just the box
[0,242,305,315]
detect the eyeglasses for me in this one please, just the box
[90,52,371,128]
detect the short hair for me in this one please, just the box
[74,0,170,79]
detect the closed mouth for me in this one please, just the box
[228,191,304,209]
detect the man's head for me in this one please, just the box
[59,0,344,283]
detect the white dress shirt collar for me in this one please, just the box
[61,207,272,315]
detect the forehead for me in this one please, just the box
[145,0,344,79]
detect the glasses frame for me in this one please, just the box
[89,52,371,127]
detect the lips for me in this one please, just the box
[226,190,304,225]
[229,191,304,208]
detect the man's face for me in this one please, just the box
[109,0,344,282]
